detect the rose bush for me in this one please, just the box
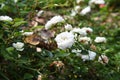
[0,0,120,80]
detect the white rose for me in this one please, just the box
[98,55,109,64]
[55,32,74,49]
[45,21,53,29]
[95,0,105,4]
[70,10,77,16]
[79,37,91,44]
[89,0,96,5]
[22,32,33,36]
[81,27,93,33]
[81,50,96,61]
[45,15,64,29]
[72,49,82,53]
[74,6,81,13]
[94,37,106,43]
[65,24,72,30]
[14,0,18,3]
[76,0,84,4]
[80,6,91,15]
[89,0,105,5]
[13,42,24,51]
[37,10,44,17]
[0,16,13,21]
[71,28,87,36]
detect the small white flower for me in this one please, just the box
[81,55,90,61]
[45,21,53,29]
[12,42,24,51]
[65,24,72,30]
[18,54,21,58]
[76,0,84,4]
[81,50,96,61]
[80,6,91,15]
[45,15,64,29]
[37,10,44,17]
[55,32,74,49]
[37,74,42,80]
[81,27,93,33]
[72,49,82,56]
[89,0,105,5]
[79,37,91,44]
[36,47,42,52]
[0,16,13,21]
[72,49,82,53]
[95,0,105,4]
[70,10,77,16]
[71,28,87,36]
[14,0,18,3]
[98,55,109,64]
[0,3,5,9]
[88,50,96,60]
[89,0,96,5]
[74,6,81,13]
[22,32,33,36]
[94,37,106,43]
[50,16,64,23]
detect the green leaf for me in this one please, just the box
[13,21,27,27]
[6,47,14,54]
[1,46,13,60]
[55,52,70,57]
[0,33,3,39]
[24,73,33,79]
[31,26,44,31]
[14,18,24,22]
[54,50,70,57]
[42,50,53,58]
[0,71,9,80]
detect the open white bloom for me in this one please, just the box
[76,0,84,4]
[98,55,109,64]
[89,0,96,5]
[45,15,64,29]
[72,49,82,53]
[81,27,93,33]
[71,28,87,36]
[80,6,91,15]
[55,32,74,49]
[94,37,106,43]
[36,47,42,52]
[0,16,13,21]
[50,16,64,23]
[71,10,77,16]
[65,24,72,30]
[37,10,44,17]
[14,0,18,3]
[22,32,33,36]
[12,42,24,51]
[0,3,5,9]
[89,0,105,5]
[79,37,91,44]
[74,6,81,13]
[72,49,82,56]
[95,0,105,4]
[37,75,42,80]
[45,21,53,29]
[81,50,96,61]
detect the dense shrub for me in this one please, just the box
[0,0,120,80]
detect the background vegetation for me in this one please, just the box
[0,0,120,80]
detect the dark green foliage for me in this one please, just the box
[0,0,120,80]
